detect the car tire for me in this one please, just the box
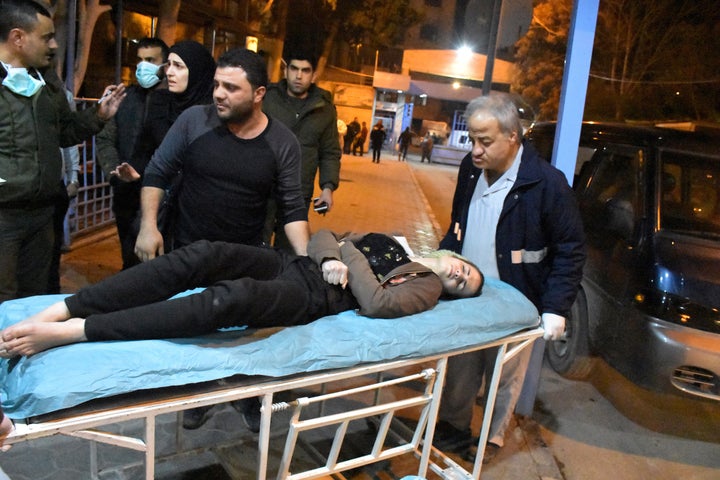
[546,289,595,379]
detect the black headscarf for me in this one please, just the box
[168,40,216,120]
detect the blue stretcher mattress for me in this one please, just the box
[0,278,538,419]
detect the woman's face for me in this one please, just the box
[165,53,189,94]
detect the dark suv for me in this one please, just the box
[526,122,720,401]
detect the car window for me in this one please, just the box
[661,152,720,236]
[578,148,642,241]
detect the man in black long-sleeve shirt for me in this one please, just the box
[134,48,309,261]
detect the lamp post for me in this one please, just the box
[482,0,502,95]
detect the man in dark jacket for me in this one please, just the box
[96,37,169,270]
[263,49,341,250]
[0,0,125,303]
[435,94,585,463]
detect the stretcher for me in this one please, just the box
[0,278,541,479]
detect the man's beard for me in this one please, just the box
[217,101,253,124]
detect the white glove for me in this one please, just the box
[541,313,565,341]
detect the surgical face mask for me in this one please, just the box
[1,63,45,97]
[135,61,162,89]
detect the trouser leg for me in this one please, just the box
[484,343,533,447]
[47,184,70,293]
[0,206,54,303]
[84,276,311,341]
[69,241,283,316]
[112,182,142,270]
[439,350,485,430]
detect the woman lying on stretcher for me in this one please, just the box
[0,230,483,357]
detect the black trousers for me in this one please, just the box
[68,241,357,341]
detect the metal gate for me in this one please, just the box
[65,99,115,244]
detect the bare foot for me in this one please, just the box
[18,301,72,325]
[0,318,87,357]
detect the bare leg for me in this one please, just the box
[0,318,86,357]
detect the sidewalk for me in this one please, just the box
[0,152,563,479]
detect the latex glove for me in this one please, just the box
[541,313,565,341]
[321,259,348,289]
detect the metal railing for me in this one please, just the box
[66,99,115,243]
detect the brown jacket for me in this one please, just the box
[308,230,443,318]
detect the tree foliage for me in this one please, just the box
[512,0,720,122]
[511,0,571,121]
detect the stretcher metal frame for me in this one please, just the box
[6,327,543,480]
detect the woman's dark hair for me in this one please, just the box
[216,48,268,90]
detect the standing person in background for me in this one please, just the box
[336,119,347,149]
[434,94,585,463]
[0,0,125,304]
[96,37,169,270]
[262,49,340,250]
[397,127,413,162]
[110,40,215,253]
[369,120,386,163]
[345,117,360,154]
[420,132,433,163]
[352,121,368,156]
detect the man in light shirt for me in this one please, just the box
[435,94,586,463]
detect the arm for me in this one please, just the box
[271,123,309,246]
[135,186,166,261]
[316,113,341,211]
[439,153,475,251]
[339,241,442,318]
[283,220,310,256]
[95,117,120,178]
[540,170,587,340]
[307,228,343,263]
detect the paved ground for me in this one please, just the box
[0,150,565,479]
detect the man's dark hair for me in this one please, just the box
[216,48,268,90]
[136,37,170,62]
[284,48,318,71]
[0,0,52,41]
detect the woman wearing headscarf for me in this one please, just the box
[109,40,216,264]
[113,40,216,181]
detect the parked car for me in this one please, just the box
[526,121,720,402]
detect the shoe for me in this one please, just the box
[433,421,475,453]
[231,397,261,433]
[182,405,213,430]
[463,442,500,464]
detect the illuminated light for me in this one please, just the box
[419,94,427,98]
[634,293,645,303]
[452,81,461,89]
[245,36,258,52]
[457,45,473,61]
[679,314,690,323]
[675,91,680,96]
[397,90,403,93]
